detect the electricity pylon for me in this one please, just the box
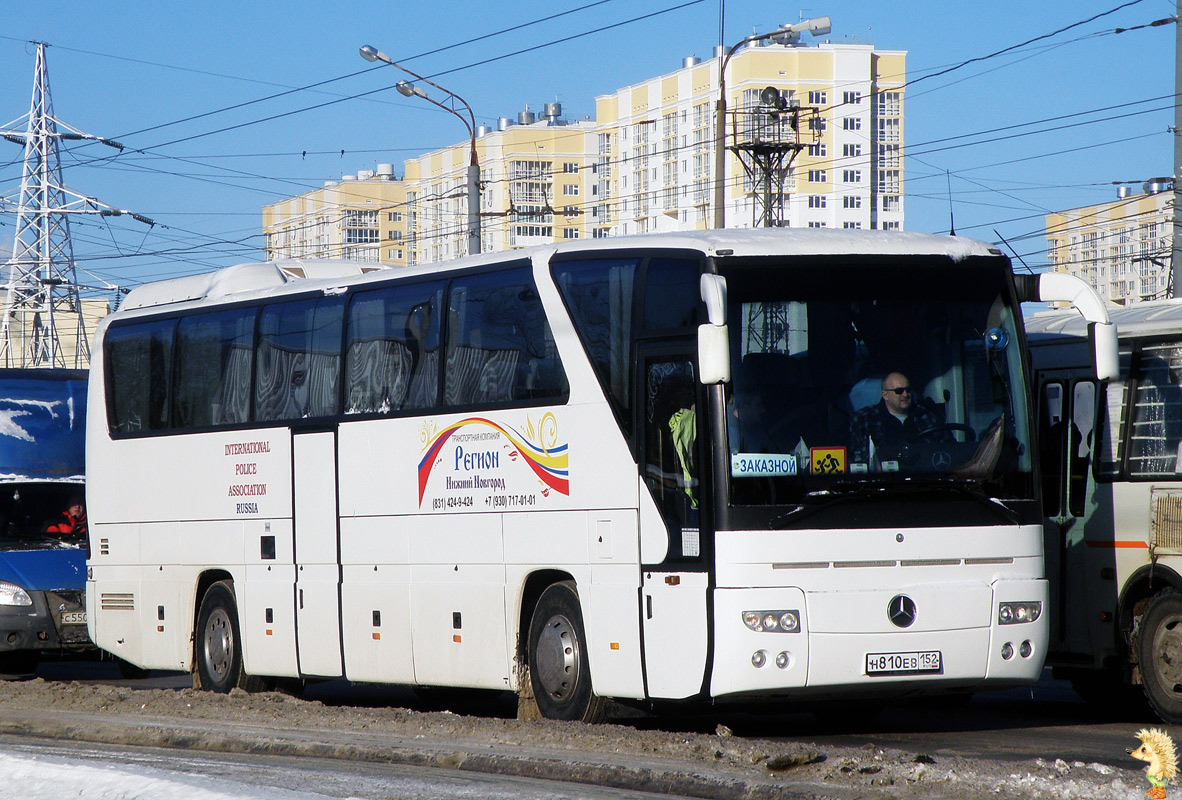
[0,42,149,368]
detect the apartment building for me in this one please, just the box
[264,35,906,262]
[262,165,408,265]
[1045,187,1173,305]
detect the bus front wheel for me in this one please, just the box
[527,581,607,723]
[195,581,267,694]
[1138,589,1182,724]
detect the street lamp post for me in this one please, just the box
[712,17,831,230]
[360,45,482,256]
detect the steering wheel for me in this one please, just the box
[914,423,977,442]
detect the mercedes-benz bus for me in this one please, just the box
[86,230,1113,721]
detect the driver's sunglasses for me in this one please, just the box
[886,386,912,395]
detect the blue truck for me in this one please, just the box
[0,369,90,674]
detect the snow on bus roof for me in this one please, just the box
[1026,296,1182,340]
[119,229,1001,311]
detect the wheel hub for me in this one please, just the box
[1153,613,1182,692]
[204,607,233,684]
[535,613,579,702]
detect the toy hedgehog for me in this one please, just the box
[1129,728,1178,799]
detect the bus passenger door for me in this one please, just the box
[637,350,710,700]
[1038,374,1099,657]
[293,429,344,678]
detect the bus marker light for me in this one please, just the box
[1099,611,1112,622]
[776,651,791,669]
[266,629,272,636]
[610,642,620,650]
[665,576,680,586]
[751,650,767,668]
[453,634,462,643]
[372,632,380,640]
[156,626,164,632]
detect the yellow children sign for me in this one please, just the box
[811,447,846,475]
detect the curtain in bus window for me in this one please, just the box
[344,282,443,414]
[1128,343,1182,478]
[255,296,345,421]
[173,309,256,429]
[444,268,568,407]
[105,319,175,433]
[551,258,637,435]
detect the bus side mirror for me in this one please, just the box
[699,323,730,384]
[699,274,730,384]
[1090,322,1119,382]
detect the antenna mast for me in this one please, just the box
[0,42,135,368]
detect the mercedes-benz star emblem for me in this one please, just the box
[888,595,917,628]
[931,451,952,470]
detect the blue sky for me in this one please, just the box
[0,0,1174,289]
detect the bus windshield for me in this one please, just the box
[720,254,1031,508]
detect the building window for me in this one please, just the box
[563,228,580,239]
[843,221,862,229]
[387,230,403,241]
[563,162,579,173]
[843,144,862,157]
[877,92,901,116]
[842,170,861,183]
[843,91,862,105]
[807,143,827,157]
[878,118,900,142]
[842,117,862,131]
[883,221,900,231]
[807,117,827,132]
[563,184,580,196]
[808,170,827,183]
[808,90,827,105]
[808,195,826,209]
[882,195,900,213]
[842,196,862,209]
[387,211,403,222]
[808,221,827,228]
[387,248,403,260]
[878,170,901,194]
[878,144,901,168]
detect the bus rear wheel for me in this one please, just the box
[195,581,267,693]
[1138,589,1182,724]
[527,581,607,723]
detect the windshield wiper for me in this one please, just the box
[770,479,1023,528]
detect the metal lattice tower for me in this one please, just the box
[728,88,819,228]
[0,42,132,368]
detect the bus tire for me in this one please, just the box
[527,581,607,723]
[195,581,266,694]
[1138,589,1182,724]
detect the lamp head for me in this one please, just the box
[359,45,380,62]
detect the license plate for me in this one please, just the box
[865,650,942,675]
[60,611,86,625]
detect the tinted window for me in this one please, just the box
[552,257,637,435]
[444,268,567,407]
[1128,342,1182,478]
[105,319,175,433]
[174,308,257,428]
[256,296,345,421]
[344,282,443,414]
[643,258,700,330]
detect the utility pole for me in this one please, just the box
[1173,0,1182,296]
[0,42,148,368]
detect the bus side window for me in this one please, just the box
[1128,345,1182,478]
[1039,381,1065,517]
[105,319,175,433]
[1068,381,1095,518]
[444,268,568,407]
[642,357,700,560]
[343,282,444,415]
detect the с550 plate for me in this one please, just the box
[865,650,942,675]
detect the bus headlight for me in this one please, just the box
[998,601,1041,625]
[743,610,800,633]
[0,580,32,607]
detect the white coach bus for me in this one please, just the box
[1027,299,1182,723]
[86,229,1114,721]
